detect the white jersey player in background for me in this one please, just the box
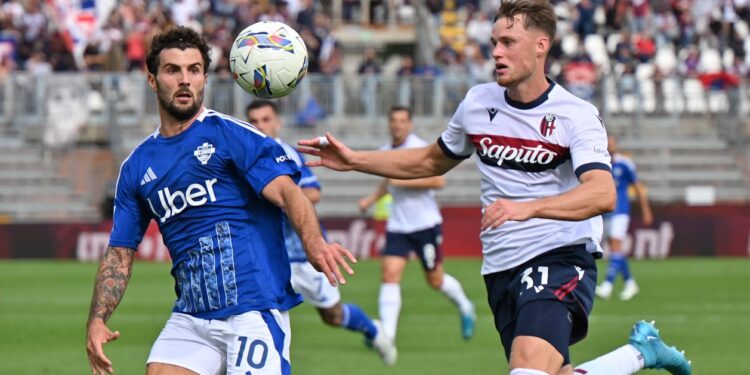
[358,106,476,363]
[246,100,396,365]
[300,1,691,374]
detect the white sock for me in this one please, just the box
[574,344,644,375]
[378,283,401,339]
[440,273,473,315]
[509,368,549,375]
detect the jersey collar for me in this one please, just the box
[504,78,556,110]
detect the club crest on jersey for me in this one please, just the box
[487,107,499,122]
[194,142,216,165]
[540,113,556,137]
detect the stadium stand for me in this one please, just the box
[0,0,749,221]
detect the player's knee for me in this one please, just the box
[381,268,402,283]
[318,306,342,326]
[510,336,564,374]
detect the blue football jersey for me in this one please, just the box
[276,140,321,263]
[610,153,638,216]
[108,109,303,319]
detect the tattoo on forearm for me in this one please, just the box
[87,246,134,325]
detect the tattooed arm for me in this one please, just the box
[86,246,135,375]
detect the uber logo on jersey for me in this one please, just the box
[147,178,218,223]
[194,142,216,165]
[487,107,499,122]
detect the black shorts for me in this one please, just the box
[483,244,597,365]
[382,224,443,271]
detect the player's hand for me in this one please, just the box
[86,318,120,375]
[306,239,357,286]
[481,199,534,230]
[298,133,355,171]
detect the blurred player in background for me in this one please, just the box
[246,100,396,365]
[358,106,476,363]
[301,1,691,374]
[596,135,653,301]
[85,26,355,375]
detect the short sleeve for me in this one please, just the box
[438,100,473,159]
[570,110,612,178]
[229,131,301,195]
[108,162,151,250]
[294,149,321,190]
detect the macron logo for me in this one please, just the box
[140,167,157,186]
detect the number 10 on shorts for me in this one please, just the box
[236,336,269,370]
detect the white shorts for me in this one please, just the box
[290,261,341,309]
[147,310,291,375]
[604,214,630,240]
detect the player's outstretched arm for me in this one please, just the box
[358,180,388,212]
[298,133,461,179]
[388,175,446,189]
[86,246,134,375]
[262,175,356,286]
[482,169,615,230]
[633,182,653,226]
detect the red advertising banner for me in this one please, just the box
[0,205,747,260]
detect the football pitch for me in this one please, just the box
[0,258,748,374]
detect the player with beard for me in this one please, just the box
[299,1,691,374]
[85,26,355,375]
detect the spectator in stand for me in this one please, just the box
[126,23,148,71]
[574,0,597,39]
[466,11,493,58]
[297,0,316,30]
[632,31,656,62]
[397,55,415,77]
[435,36,459,67]
[358,47,382,75]
[464,39,492,82]
[629,0,650,32]
[25,50,51,75]
[678,46,701,78]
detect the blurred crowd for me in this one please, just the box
[1,0,750,95]
[0,0,344,76]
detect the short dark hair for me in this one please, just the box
[146,26,212,75]
[389,105,411,120]
[494,0,556,40]
[246,100,279,114]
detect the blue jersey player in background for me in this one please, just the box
[246,100,396,365]
[596,135,653,301]
[85,26,355,375]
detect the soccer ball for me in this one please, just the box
[229,21,308,99]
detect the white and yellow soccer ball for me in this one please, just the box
[229,21,308,99]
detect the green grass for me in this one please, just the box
[0,258,748,374]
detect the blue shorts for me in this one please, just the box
[483,244,597,365]
[382,225,443,271]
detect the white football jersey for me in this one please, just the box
[381,133,443,233]
[439,81,611,274]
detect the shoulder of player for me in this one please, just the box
[202,109,267,139]
[465,82,503,100]
[118,129,159,173]
[614,153,637,170]
[549,85,600,118]
[405,133,428,147]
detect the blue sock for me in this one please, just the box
[618,254,632,281]
[605,255,620,283]
[341,303,377,340]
